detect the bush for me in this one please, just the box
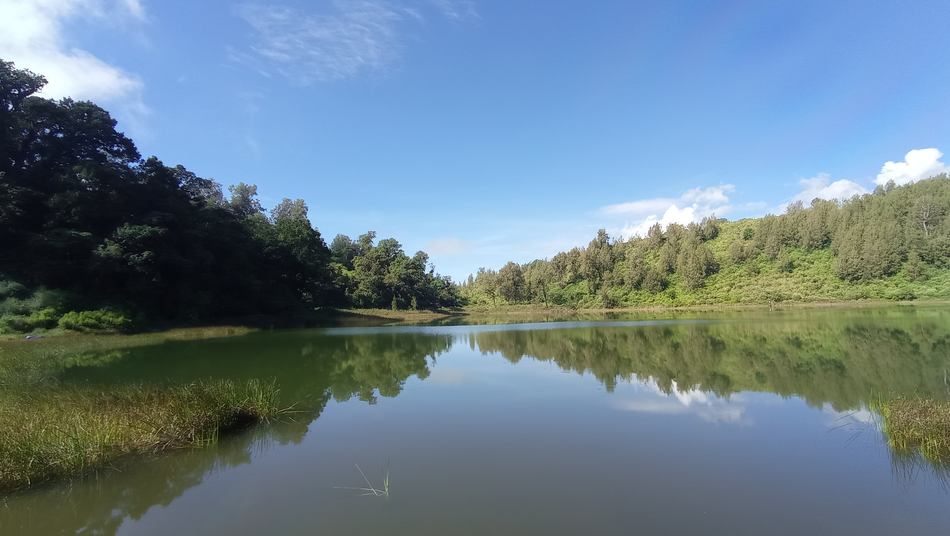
[57,310,131,332]
[0,315,32,334]
[0,279,29,300]
[27,307,60,329]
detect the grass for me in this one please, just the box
[0,326,279,492]
[334,461,390,497]
[873,395,950,464]
[0,379,280,491]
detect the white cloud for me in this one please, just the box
[425,237,468,255]
[790,173,868,206]
[615,379,748,424]
[875,148,950,186]
[234,0,477,83]
[0,0,148,129]
[601,185,734,239]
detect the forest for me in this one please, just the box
[3,57,950,336]
[0,60,460,334]
[461,174,950,308]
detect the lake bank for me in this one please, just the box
[0,327,280,492]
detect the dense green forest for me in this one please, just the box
[4,57,950,335]
[462,175,950,308]
[0,60,460,333]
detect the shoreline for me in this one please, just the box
[4,299,948,342]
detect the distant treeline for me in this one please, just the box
[0,60,459,332]
[463,175,950,307]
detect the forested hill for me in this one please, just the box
[0,60,459,333]
[462,176,950,308]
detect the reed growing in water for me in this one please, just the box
[0,379,279,491]
[874,395,950,464]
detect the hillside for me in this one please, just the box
[461,176,950,308]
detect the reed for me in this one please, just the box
[334,461,390,496]
[0,379,279,491]
[872,395,950,464]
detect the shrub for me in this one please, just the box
[0,315,32,334]
[57,310,131,332]
[27,307,60,329]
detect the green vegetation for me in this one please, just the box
[0,379,279,491]
[334,462,390,497]
[0,327,273,491]
[874,395,950,464]
[4,56,950,334]
[0,59,460,337]
[463,179,950,308]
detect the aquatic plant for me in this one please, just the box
[0,379,280,491]
[873,395,950,464]
[334,461,390,496]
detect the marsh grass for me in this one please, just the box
[0,326,273,491]
[0,379,279,491]
[872,395,950,465]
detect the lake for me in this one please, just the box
[2,306,950,535]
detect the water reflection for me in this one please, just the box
[4,307,950,534]
[0,421,309,536]
[472,309,950,410]
[613,380,750,424]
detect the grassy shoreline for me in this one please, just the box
[5,299,947,339]
[0,380,279,492]
[0,326,279,492]
[322,299,950,326]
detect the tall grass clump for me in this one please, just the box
[0,379,279,491]
[872,395,950,464]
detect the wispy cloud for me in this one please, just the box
[233,0,477,83]
[426,0,478,21]
[599,185,734,239]
[0,0,149,132]
[875,148,949,186]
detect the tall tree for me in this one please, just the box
[498,262,526,303]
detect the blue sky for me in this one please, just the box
[2,0,950,280]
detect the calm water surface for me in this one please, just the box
[3,306,950,535]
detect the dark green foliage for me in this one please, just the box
[498,261,526,302]
[658,243,677,273]
[334,233,456,310]
[581,229,613,293]
[58,310,130,332]
[645,223,664,249]
[727,239,746,264]
[625,247,647,289]
[330,234,360,269]
[776,248,793,273]
[642,266,667,293]
[0,315,31,334]
[0,59,460,327]
[904,251,926,281]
